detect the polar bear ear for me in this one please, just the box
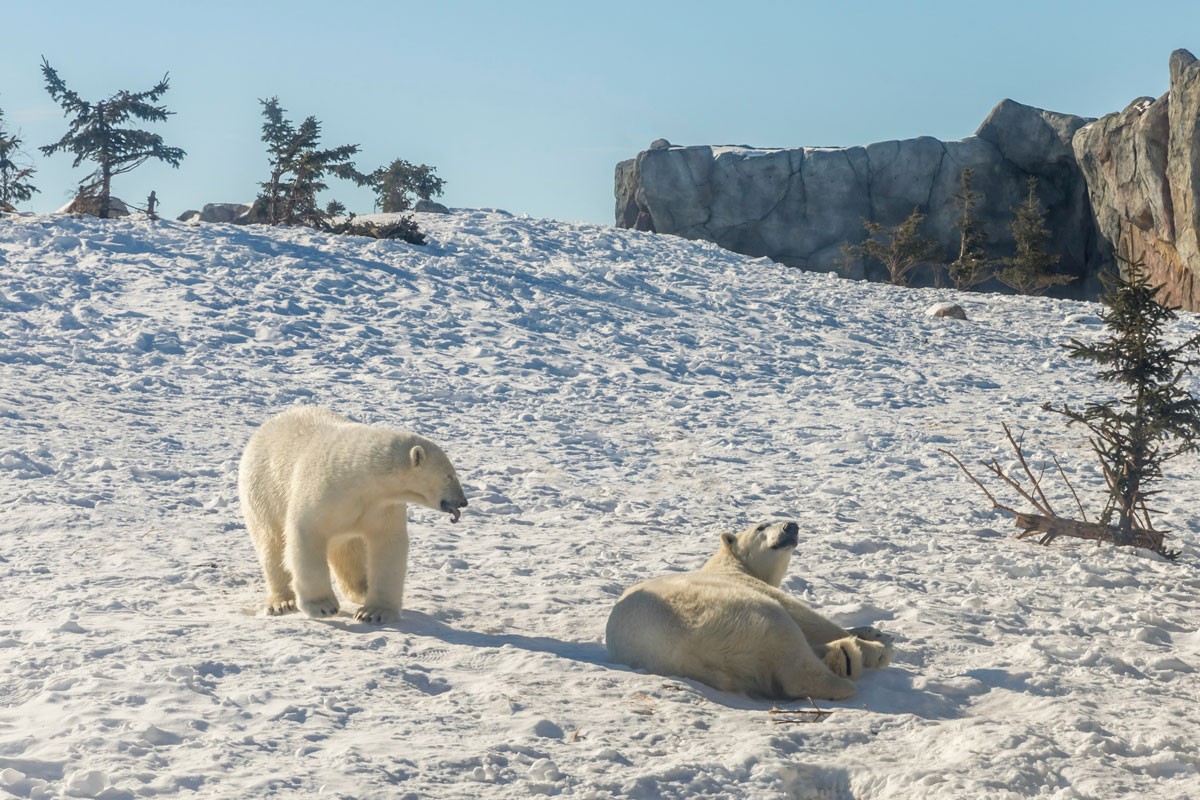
[410,445,426,469]
[720,532,737,551]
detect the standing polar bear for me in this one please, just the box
[238,406,468,623]
[606,520,893,700]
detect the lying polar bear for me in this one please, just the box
[606,520,893,700]
[238,406,468,623]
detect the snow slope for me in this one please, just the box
[1,210,1198,799]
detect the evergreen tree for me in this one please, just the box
[840,207,940,287]
[947,168,992,291]
[0,105,39,210]
[996,176,1073,295]
[257,98,362,227]
[1048,259,1200,553]
[39,58,185,219]
[368,159,444,213]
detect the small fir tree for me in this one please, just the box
[947,168,992,290]
[996,176,1073,295]
[39,58,185,219]
[257,97,363,228]
[840,207,940,287]
[368,159,444,213]
[1048,259,1200,553]
[0,106,39,210]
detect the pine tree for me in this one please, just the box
[840,207,940,287]
[257,98,363,227]
[1049,259,1200,553]
[258,97,297,226]
[947,168,991,291]
[39,58,185,219]
[996,176,1073,295]
[0,105,39,211]
[368,159,444,213]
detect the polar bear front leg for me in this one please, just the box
[285,524,340,618]
[355,524,409,624]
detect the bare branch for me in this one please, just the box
[1002,423,1055,515]
[938,449,1017,515]
[984,456,1049,515]
[1053,455,1089,523]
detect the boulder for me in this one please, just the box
[178,202,252,224]
[1073,49,1200,309]
[414,199,450,214]
[926,301,968,320]
[55,194,130,218]
[616,100,1103,296]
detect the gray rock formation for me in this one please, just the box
[414,199,450,214]
[178,202,253,224]
[616,102,1106,296]
[1073,49,1200,309]
[55,194,131,218]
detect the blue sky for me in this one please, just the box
[2,1,1198,224]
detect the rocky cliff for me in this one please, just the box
[616,102,1104,296]
[1073,50,1200,309]
[616,49,1200,304]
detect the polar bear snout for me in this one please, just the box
[770,521,799,550]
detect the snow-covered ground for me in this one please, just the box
[1,210,1198,799]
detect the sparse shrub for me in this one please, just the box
[840,207,940,287]
[996,176,1073,295]
[368,159,444,214]
[948,168,992,291]
[0,105,39,211]
[40,58,185,219]
[257,97,362,228]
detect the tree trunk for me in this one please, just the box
[99,161,112,220]
[1012,511,1168,553]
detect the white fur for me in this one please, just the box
[238,406,467,622]
[605,520,893,700]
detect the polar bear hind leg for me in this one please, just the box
[771,634,858,701]
[243,504,297,615]
[284,524,340,618]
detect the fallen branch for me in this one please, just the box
[1011,511,1170,554]
[769,699,832,724]
[939,430,1180,560]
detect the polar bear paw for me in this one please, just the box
[848,626,894,646]
[298,596,340,618]
[823,636,865,679]
[859,638,893,669]
[354,604,400,624]
[266,597,297,616]
[848,626,894,669]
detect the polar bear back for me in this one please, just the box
[238,406,445,536]
[606,572,808,697]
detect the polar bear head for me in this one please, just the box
[714,519,799,587]
[389,434,468,523]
